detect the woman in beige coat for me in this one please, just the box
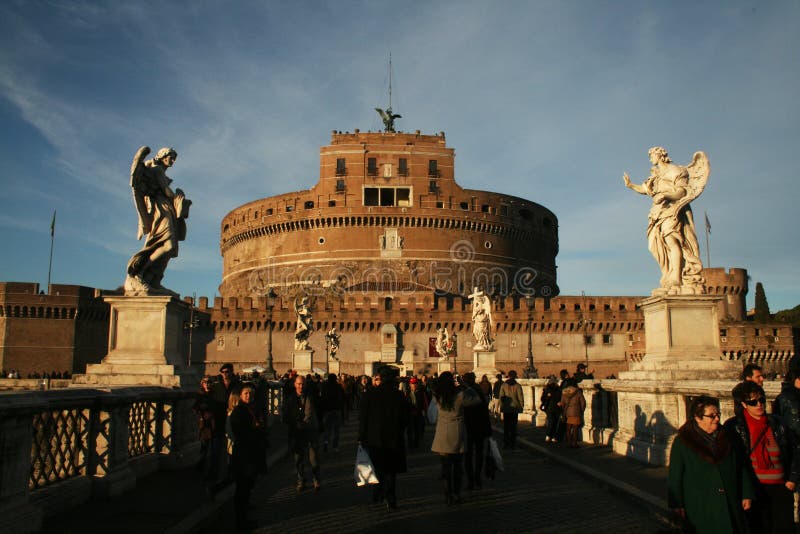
[431,372,481,505]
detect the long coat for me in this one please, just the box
[498,380,524,413]
[229,402,268,478]
[431,389,482,454]
[667,423,753,534]
[359,382,408,473]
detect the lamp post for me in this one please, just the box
[265,292,276,379]
[523,296,539,378]
[184,292,199,367]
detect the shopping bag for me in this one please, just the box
[427,397,439,425]
[488,437,504,472]
[354,445,380,486]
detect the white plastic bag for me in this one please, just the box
[355,444,380,486]
[427,397,439,425]
[488,437,504,471]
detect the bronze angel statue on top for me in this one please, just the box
[124,146,191,296]
[375,107,401,132]
[623,147,709,296]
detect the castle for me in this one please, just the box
[1,131,796,378]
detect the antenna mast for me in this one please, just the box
[387,53,393,111]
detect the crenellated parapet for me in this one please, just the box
[703,267,748,321]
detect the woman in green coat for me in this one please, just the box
[668,395,753,533]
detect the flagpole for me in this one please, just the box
[47,211,55,294]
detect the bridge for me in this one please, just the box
[0,379,690,533]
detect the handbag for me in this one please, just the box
[488,437,504,472]
[427,397,439,425]
[354,444,380,486]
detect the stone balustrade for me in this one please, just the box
[0,383,283,534]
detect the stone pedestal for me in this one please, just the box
[292,349,313,375]
[327,359,340,376]
[437,360,451,374]
[473,350,498,378]
[611,295,739,465]
[619,295,739,380]
[72,296,197,388]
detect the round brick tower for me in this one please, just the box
[219,130,559,300]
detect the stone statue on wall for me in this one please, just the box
[623,147,709,296]
[125,146,191,296]
[375,107,401,133]
[435,327,454,360]
[326,326,340,360]
[294,296,314,350]
[470,288,494,350]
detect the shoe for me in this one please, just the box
[313,480,321,493]
[296,481,305,493]
[545,436,551,442]
[552,439,558,443]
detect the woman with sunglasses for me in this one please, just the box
[668,395,752,533]
[723,381,800,533]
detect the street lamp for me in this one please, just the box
[265,291,277,379]
[184,292,199,367]
[523,296,539,378]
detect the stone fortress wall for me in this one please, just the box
[0,282,109,376]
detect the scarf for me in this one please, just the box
[743,409,771,469]
[676,420,730,464]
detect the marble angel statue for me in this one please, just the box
[125,146,191,296]
[294,297,314,350]
[470,288,494,350]
[623,147,709,296]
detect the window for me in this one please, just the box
[460,201,469,210]
[328,200,336,207]
[602,334,612,345]
[368,158,378,176]
[399,158,408,176]
[429,180,438,193]
[304,201,314,209]
[574,304,581,311]
[773,328,778,336]
[428,160,438,177]
[396,188,410,206]
[436,201,444,208]
[481,204,490,213]
[336,158,346,176]
[604,304,611,311]
[585,335,594,345]
[364,188,379,206]
[286,205,294,212]
[380,188,394,206]
[754,328,760,336]
[266,208,273,215]
[720,328,727,337]
[619,304,626,311]
[500,205,508,216]
[336,179,346,192]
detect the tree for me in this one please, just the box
[754,282,771,323]
[775,304,800,328]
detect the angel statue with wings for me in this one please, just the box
[125,146,191,296]
[294,296,314,350]
[375,107,401,133]
[470,288,494,350]
[623,147,709,296]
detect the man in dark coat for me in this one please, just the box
[358,366,409,509]
[283,374,321,492]
[462,372,491,489]
[208,363,240,483]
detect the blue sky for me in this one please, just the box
[0,0,797,311]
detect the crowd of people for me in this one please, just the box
[192,359,800,532]
[2,369,71,379]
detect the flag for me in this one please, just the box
[704,211,711,235]
[50,210,56,237]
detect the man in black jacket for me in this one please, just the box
[283,375,321,492]
[358,366,408,509]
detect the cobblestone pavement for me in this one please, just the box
[203,418,676,534]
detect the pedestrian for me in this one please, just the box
[229,383,268,530]
[723,381,799,533]
[462,372,491,490]
[193,376,216,475]
[668,395,752,533]
[358,366,408,509]
[490,373,503,420]
[209,363,241,484]
[559,380,585,448]
[319,373,345,453]
[431,371,482,505]
[404,377,428,448]
[283,374,322,493]
[499,370,524,449]
[540,376,562,443]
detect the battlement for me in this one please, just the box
[703,267,748,295]
[329,129,446,146]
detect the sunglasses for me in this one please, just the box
[701,412,720,419]
[743,397,766,406]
